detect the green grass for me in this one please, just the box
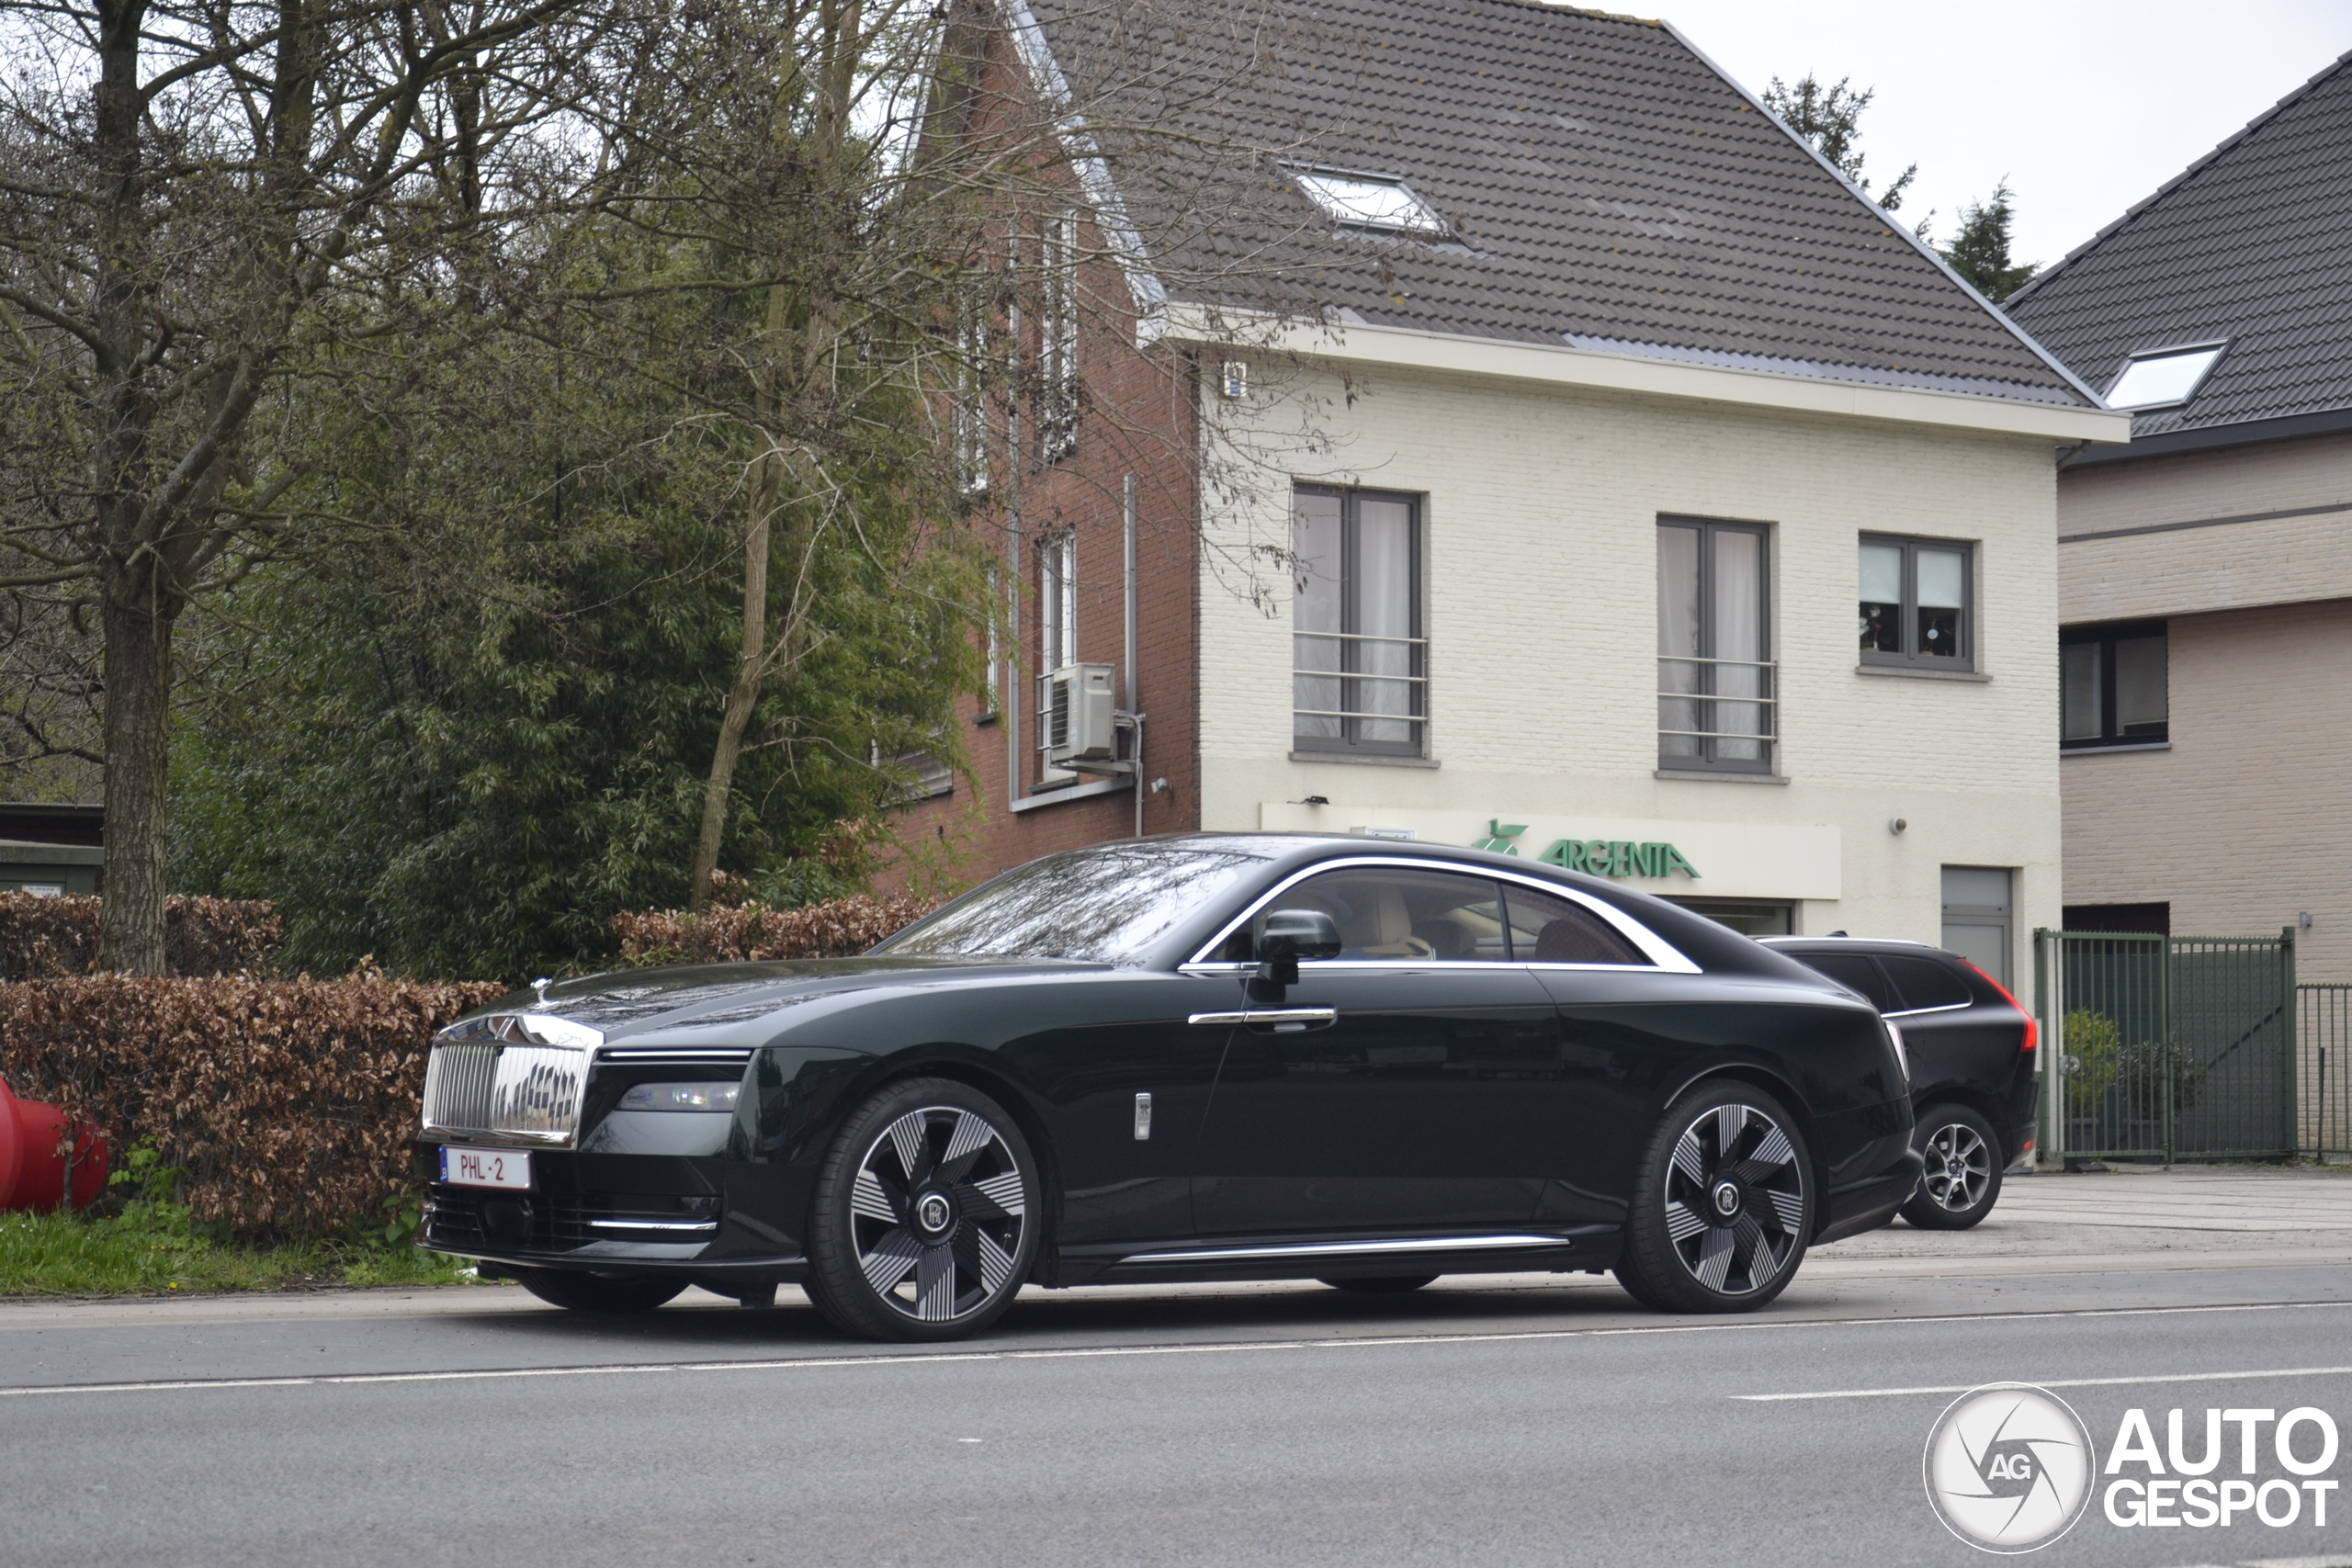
[0,1201,475,1297]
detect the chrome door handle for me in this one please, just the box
[1187,1008,1339,1028]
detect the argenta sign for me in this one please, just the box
[1470,820,1701,880]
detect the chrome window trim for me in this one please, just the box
[1182,856,1700,975]
[1883,1000,1973,1020]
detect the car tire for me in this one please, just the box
[1900,1103,2003,1230]
[804,1077,1040,1343]
[1317,1275,1439,1294]
[1613,1079,1814,1314]
[513,1268,687,1314]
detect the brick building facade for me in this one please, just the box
[2007,46,2352,977]
[898,0,2130,984]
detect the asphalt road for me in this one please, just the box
[6,1171,2352,1568]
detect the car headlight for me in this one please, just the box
[616,1081,741,1112]
[1884,1021,1910,1088]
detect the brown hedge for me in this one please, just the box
[0,974,504,1235]
[0,893,282,979]
[612,891,938,965]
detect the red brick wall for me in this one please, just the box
[895,339,1203,883]
[888,50,1203,887]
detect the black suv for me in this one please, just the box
[1762,938,2038,1229]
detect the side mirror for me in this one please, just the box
[1256,908,1341,985]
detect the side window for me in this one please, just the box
[1881,955,1974,1012]
[1794,953,1896,1010]
[1499,886,1651,966]
[1250,867,1510,962]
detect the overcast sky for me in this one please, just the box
[1649,0,2352,269]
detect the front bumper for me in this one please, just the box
[1815,1148,1927,1244]
[419,1180,805,1285]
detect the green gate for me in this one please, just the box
[2032,928,2298,1162]
[2301,983,2352,1162]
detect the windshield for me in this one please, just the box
[876,843,1275,963]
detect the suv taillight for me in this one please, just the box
[1962,960,2037,1055]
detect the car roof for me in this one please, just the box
[1761,936,1946,953]
[1021,832,1821,979]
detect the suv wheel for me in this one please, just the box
[1901,1104,2002,1230]
[1614,1080,1813,1313]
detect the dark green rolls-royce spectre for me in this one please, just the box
[416,834,1919,1340]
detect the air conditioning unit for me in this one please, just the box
[1045,662,1119,768]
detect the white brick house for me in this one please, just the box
[911,0,2129,986]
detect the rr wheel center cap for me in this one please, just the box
[914,1190,955,1236]
[1710,1179,1742,1219]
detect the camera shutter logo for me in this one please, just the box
[1923,1383,2098,1552]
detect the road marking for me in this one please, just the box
[3,1298,2351,1400]
[1738,1366,2352,1402]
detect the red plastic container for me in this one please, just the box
[0,1081,107,1212]
[0,1078,19,1209]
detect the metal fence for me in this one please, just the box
[2301,982,2352,1161]
[2033,929,2300,1162]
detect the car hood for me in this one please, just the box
[458,955,1104,1044]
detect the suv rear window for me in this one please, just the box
[1881,955,1974,1012]
[1794,953,1895,1010]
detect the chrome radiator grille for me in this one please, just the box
[422,1025,595,1145]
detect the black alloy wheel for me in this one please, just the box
[1318,1275,1440,1294]
[1899,1103,2003,1230]
[1614,1079,1812,1313]
[513,1268,688,1314]
[805,1077,1039,1342]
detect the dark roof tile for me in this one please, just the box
[1026,0,2087,406]
[2005,49,2352,434]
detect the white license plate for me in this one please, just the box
[439,1146,532,1190]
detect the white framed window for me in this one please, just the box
[979,566,1002,722]
[1040,531,1076,671]
[2104,343,2225,411]
[1286,165,1448,236]
[1035,533,1080,784]
[955,301,989,493]
[1039,210,1078,460]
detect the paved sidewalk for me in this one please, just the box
[1810,1162,2352,1279]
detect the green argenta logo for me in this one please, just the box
[1471,819,1701,880]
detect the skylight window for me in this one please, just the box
[2104,344,2225,411]
[1288,167,1447,236]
